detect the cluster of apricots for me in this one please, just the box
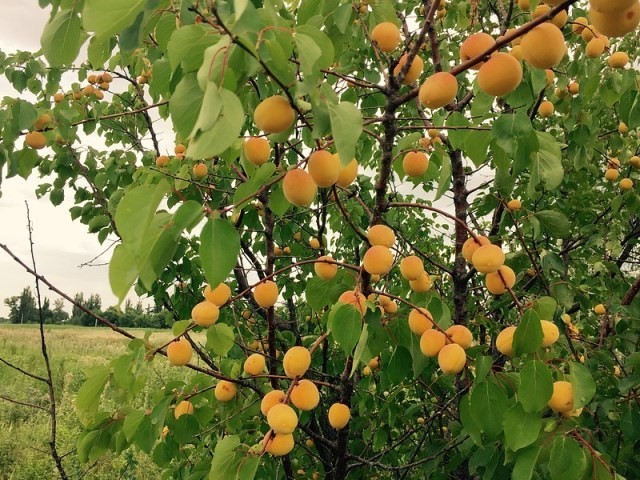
[155,143,211,180]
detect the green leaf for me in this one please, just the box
[172,320,191,336]
[209,435,241,480]
[123,410,146,442]
[531,296,558,321]
[294,33,322,82]
[503,403,541,451]
[350,324,369,377]
[475,355,493,384]
[491,112,534,155]
[330,303,362,355]
[569,362,596,409]
[305,275,345,311]
[168,25,220,73]
[470,381,510,439]
[535,211,570,239]
[76,366,110,426]
[513,310,543,356]
[109,245,138,305]
[40,9,84,67]
[512,445,542,480]
[206,324,235,357]
[435,153,451,201]
[460,392,483,445]
[518,360,553,413]
[87,36,112,67]
[529,132,564,196]
[82,0,146,39]
[200,218,240,289]
[187,86,244,159]
[170,73,204,139]
[327,102,362,166]
[548,436,587,480]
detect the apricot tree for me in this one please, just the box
[1,0,640,479]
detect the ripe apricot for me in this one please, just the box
[156,155,169,167]
[507,199,522,210]
[267,404,298,434]
[619,122,628,134]
[336,157,359,187]
[462,236,491,262]
[191,301,219,327]
[402,151,429,177]
[167,338,193,366]
[192,163,208,179]
[261,390,286,415]
[215,380,237,402]
[620,178,634,190]
[521,23,566,68]
[368,357,380,369]
[409,271,432,292]
[571,16,588,34]
[590,0,637,14]
[34,113,52,131]
[283,169,317,207]
[589,4,640,37]
[290,379,320,410]
[531,4,568,28]
[400,255,425,281]
[437,343,466,374]
[477,52,523,97]
[419,72,458,109]
[393,54,424,84]
[517,0,530,10]
[608,51,630,68]
[496,326,516,357]
[370,22,401,52]
[420,329,447,357]
[314,256,338,280]
[244,353,266,375]
[363,245,394,275]
[485,265,516,295]
[408,308,434,336]
[263,433,294,456]
[309,237,321,249]
[568,82,579,95]
[586,37,606,57]
[605,168,619,181]
[548,380,573,413]
[445,325,473,349]
[244,137,271,166]
[25,131,47,149]
[460,32,496,69]
[367,224,395,247]
[538,101,554,117]
[174,400,194,419]
[308,150,341,187]
[541,320,560,347]
[204,283,231,306]
[339,290,367,316]
[545,69,555,86]
[509,45,524,61]
[53,92,65,103]
[472,244,505,274]
[328,403,351,429]
[174,144,186,155]
[283,346,311,378]
[254,95,295,133]
[254,280,279,308]
[631,156,640,168]
[383,301,398,314]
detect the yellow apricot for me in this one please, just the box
[370,22,401,52]
[254,95,295,134]
[408,308,434,336]
[590,0,637,14]
[568,82,579,95]
[328,403,351,429]
[477,52,523,97]
[496,326,516,357]
[538,101,554,117]
[335,157,359,187]
[581,24,598,41]
[290,379,320,411]
[541,320,560,347]
[437,343,466,374]
[363,365,372,376]
[367,224,395,247]
[339,290,367,317]
[545,69,555,86]
[402,151,429,177]
[167,338,193,366]
[409,271,433,292]
[204,283,231,306]
[263,433,295,456]
[308,150,341,187]
[192,163,207,179]
[215,380,237,402]
[608,51,630,68]
[244,137,271,166]
[261,390,286,415]
[619,122,628,134]
[631,156,640,168]
[462,236,491,262]
[485,265,516,295]
[605,169,619,181]
[174,143,186,155]
[244,353,266,375]
[383,301,398,314]
[548,380,573,413]
[589,4,640,37]
[507,199,522,210]
[174,400,194,419]
[518,0,530,10]
[283,346,311,378]
[25,131,47,149]
[53,92,65,103]
[254,280,279,308]
[521,23,566,69]
[460,32,496,69]
[471,244,505,274]
[191,301,219,327]
[393,54,424,84]
[368,357,380,369]
[445,325,473,349]
[314,256,338,280]
[419,72,458,109]
[586,37,606,57]
[156,155,169,168]
[420,329,447,357]
[267,404,298,434]
[571,16,588,34]
[34,113,52,131]
[309,237,321,249]
[509,45,524,61]
[400,255,425,281]
[594,304,606,315]
[283,169,317,207]
[363,245,394,275]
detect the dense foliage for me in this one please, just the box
[1,0,639,479]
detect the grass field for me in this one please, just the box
[0,324,202,480]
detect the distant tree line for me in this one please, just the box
[1,287,169,329]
